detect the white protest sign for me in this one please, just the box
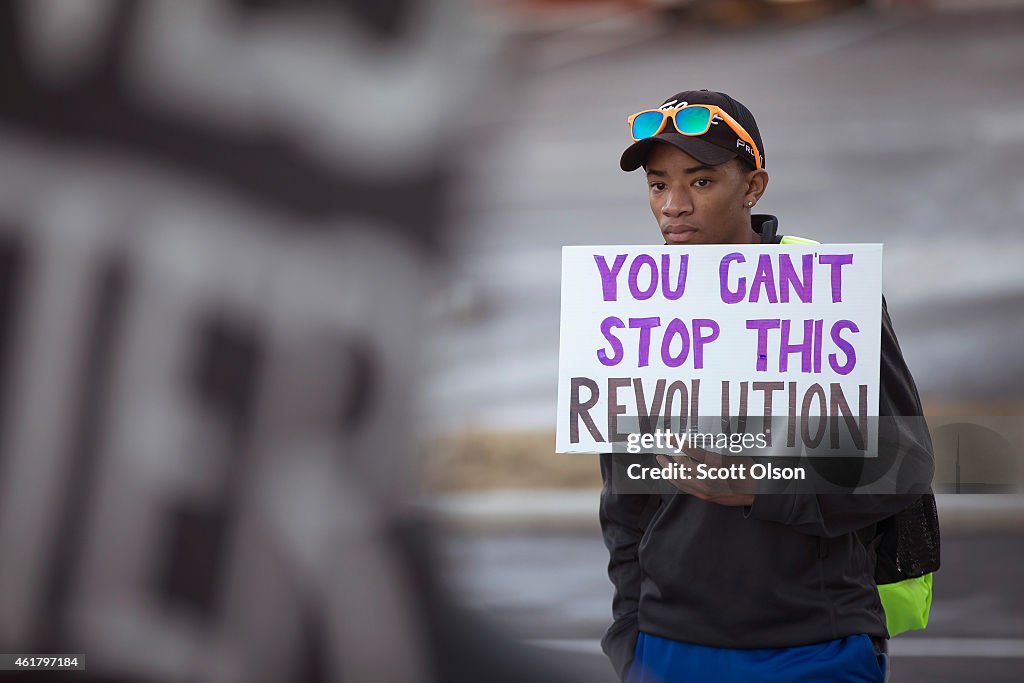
[555,244,882,454]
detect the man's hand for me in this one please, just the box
[655,446,757,507]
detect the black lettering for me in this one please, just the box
[569,377,602,444]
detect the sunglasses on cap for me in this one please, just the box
[626,104,763,170]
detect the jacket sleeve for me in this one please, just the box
[599,453,658,681]
[744,297,935,538]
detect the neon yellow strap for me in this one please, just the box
[878,573,933,636]
[779,235,819,245]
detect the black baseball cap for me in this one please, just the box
[619,90,765,172]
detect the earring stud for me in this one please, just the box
[746,201,754,207]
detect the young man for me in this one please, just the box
[600,90,934,683]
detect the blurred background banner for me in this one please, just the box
[0,1,509,682]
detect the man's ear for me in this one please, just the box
[744,168,769,205]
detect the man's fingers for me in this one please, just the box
[679,444,718,463]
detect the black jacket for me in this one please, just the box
[599,217,935,680]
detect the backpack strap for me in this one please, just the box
[754,214,779,243]
[751,214,818,245]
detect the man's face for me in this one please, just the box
[644,143,765,246]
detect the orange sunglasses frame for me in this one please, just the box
[626,104,763,170]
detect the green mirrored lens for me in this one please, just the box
[674,106,712,135]
[632,111,665,139]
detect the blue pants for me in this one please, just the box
[627,631,887,683]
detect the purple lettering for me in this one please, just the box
[629,317,661,367]
[828,319,859,375]
[692,319,720,369]
[597,316,625,366]
[779,319,814,373]
[628,254,658,300]
[594,253,627,301]
[818,253,853,303]
[719,253,746,304]
[746,319,780,371]
[750,254,779,304]
[660,318,691,368]
[813,318,824,373]
[779,253,813,303]
[661,253,689,300]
